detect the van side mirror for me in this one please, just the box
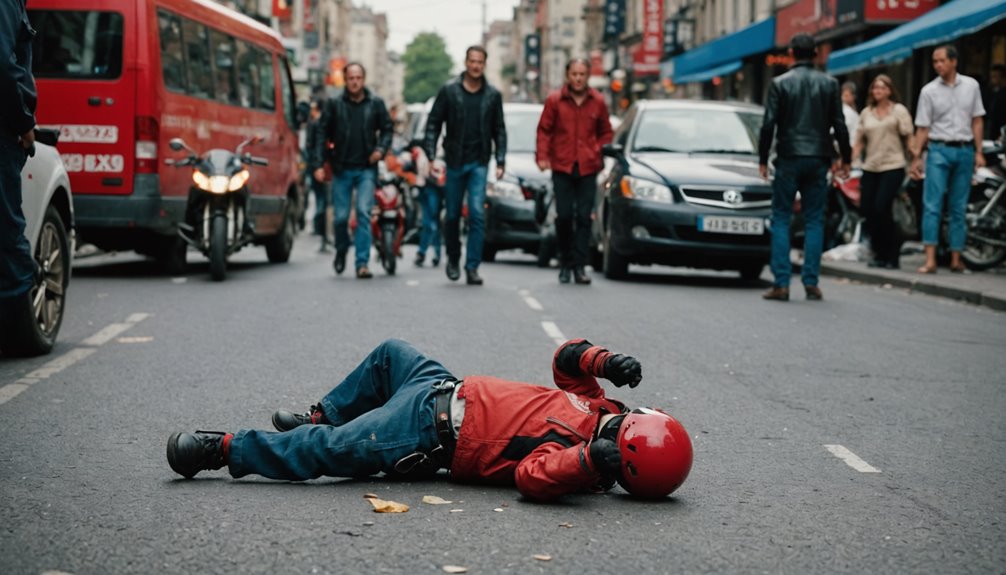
[602,143,623,158]
[169,138,186,152]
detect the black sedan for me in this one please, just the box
[593,100,772,280]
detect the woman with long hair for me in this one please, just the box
[852,74,914,269]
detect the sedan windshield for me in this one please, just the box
[505,111,542,153]
[632,109,762,154]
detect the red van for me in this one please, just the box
[28,0,302,272]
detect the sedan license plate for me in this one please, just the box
[697,216,764,235]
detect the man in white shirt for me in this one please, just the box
[911,45,986,274]
[841,81,859,147]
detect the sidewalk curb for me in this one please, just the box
[820,263,1006,312]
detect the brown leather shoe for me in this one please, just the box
[356,267,373,279]
[804,285,823,301]
[762,286,789,301]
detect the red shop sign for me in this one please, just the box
[865,0,937,22]
[633,0,664,76]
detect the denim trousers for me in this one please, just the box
[418,184,443,259]
[332,167,377,268]
[0,136,34,300]
[922,142,974,251]
[770,156,830,288]
[229,339,454,480]
[552,169,595,268]
[444,162,487,270]
[310,175,329,241]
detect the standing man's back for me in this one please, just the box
[758,34,851,302]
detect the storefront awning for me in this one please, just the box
[671,17,775,84]
[828,0,1006,75]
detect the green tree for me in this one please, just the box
[403,32,453,104]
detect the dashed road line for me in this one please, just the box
[518,289,544,311]
[824,444,881,473]
[541,321,566,346]
[80,313,149,346]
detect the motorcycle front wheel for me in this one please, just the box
[209,213,228,281]
[962,201,1006,270]
[382,223,397,275]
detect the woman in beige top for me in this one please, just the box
[853,74,914,269]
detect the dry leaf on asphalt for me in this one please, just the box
[442,566,468,573]
[422,495,453,505]
[558,522,573,528]
[533,554,553,561]
[363,493,379,499]
[365,496,409,513]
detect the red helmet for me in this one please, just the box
[615,409,693,499]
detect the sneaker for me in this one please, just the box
[465,268,483,285]
[762,286,790,301]
[431,255,440,267]
[558,267,572,284]
[573,266,592,285]
[804,285,823,300]
[414,253,425,267]
[166,431,230,478]
[446,258,460,281]
[333,250,347,275]
[356,266,373,279]
[272,404,328,432]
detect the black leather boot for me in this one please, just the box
[445,258,460,281]
[272,404,328,432]
[166,431,229,478]
[558,267,572,284]
[573,266,592,285]
[465,267,483,285]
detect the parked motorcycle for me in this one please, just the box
[166,136,271,281]
[791,168,864,250]
[371,162,407,275]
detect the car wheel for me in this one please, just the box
[266,198,296,263]
[0,206,70,357]
[536,233,555,268]
[158,235,187,276]
[602,219,628,279]
[482,245,497,263]
[738,262,765,281]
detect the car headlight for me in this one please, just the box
[619,175,673,203]
[487,180,524,200]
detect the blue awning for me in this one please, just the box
[672,17,775,84]
[675,61,742,85]
[828,0,1006,75]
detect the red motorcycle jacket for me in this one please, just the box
[450,339,626,501]
[535,85,613,177]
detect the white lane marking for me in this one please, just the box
[541,321,566,346]
[117,336,154,344]
[518,289,544,311]
[0,348,97,406]
[406,280,419,287]
[171,277,187,284]
[824,444,881,473]
[81,313,150,346]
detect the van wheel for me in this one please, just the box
[266,200,296,263]
[0,206,70,357]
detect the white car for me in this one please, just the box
[0,135,74,356]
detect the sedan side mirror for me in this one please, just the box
[602,143,623,158]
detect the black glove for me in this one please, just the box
[588,438,621,479]
[604,354,642,388]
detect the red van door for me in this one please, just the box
[29,1,136,197]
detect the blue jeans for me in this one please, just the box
[229,339,454,480]
[770,157,830,288]
[444,162,487,270]
[922,142,974,251]
[332,168,377,269]
[0,137,34,300]
[418,184,443,259]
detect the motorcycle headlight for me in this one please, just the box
[228,169,250,191]
[192,170,211,192]
[488,180,524,200]
[619,176,673,203]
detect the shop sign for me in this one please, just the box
[864,0,937,22]
[775,0,837,46]
[633,0,664,76]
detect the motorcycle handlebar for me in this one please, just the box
[248,156,269,166]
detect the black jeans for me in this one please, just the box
[0,136,34,300]
[552,167,595,268]
[860,168,905,264]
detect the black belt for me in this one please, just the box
[931,140,974,148]
[392,378,458,475]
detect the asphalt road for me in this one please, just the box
[1,231,1004,575]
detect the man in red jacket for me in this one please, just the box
[166,339,693,501]
[536,58,614,285]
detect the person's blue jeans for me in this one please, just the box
[229,339,454,480]
[770,156,830,288]
[0,136,34,300]
[418,184,443,259]
[444,162,487,270]
[922,142,974,251]
[332,168,377,269]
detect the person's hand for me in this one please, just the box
[975,151,986,170]
[537,160,550,171]
[496,165,505,180]
[313,168,326,182]
[910,157,923,180]
[758,164,769,180]
[604,354,642,388]
[20,128,35,150]
[588,438,621,478]
[369,150,383,164]
[838,162,852,179]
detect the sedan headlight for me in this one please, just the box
[192,169,250,194]
[620,176,673,203]
[487,179,524,200]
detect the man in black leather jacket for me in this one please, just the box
[758,34,851,302]
[424,46,507,286]
[313,64,393,278]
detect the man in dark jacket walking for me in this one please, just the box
[536,58,613,285]
[424,46,507,286]
[759,34,851,301]
[304,98,330,253]
[313,63,393,279]
[0,0,38,328]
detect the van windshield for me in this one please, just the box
[29,10,124,79]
